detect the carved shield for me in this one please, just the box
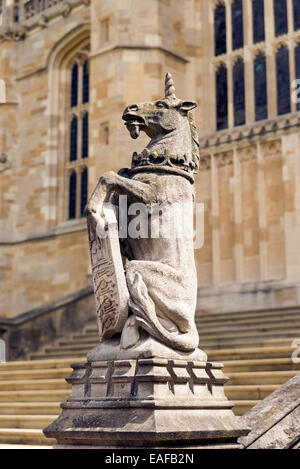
[87,199,129,341]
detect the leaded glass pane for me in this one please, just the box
[80,168,88,217]
[233,59,245,126]
[70,117,78,161]
[215,3,227,56]
[252,0,265,43]
[216,64,228,130]
[274,0,288,36]
[293,0,300,30]
[69,171,77,220]
[232,0,244,50]
[254,53,268,121]
[276,46,291,115]
[82,113,88,159]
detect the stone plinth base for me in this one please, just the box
[43,358,249,449]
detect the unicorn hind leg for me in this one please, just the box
[126,270,199,353]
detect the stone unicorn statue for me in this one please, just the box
[86,73,206,361]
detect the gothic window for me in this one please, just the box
[216,64,228,130]
[233,58,245,126]
[276,45,291,115]
[69,171,77,220]
[66,55,89,220]
[254,53,268,121]
[232,0,244,50]
[274,0,288,36]
[210,0,297,132]
[214,3,226,56]
[295,43,300,110]
[80,167,88,217]
[252,0,265,43]
[293,0,300,31]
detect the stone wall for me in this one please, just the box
[0,227,90,316]
[1,0,300,318]
[0,285,95,360]
[196,116,300,312]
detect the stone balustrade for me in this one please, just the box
[23,0,64,21]
[1,0,64,25]
[0,0,88,37]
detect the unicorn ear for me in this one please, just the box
[180,101,197,113]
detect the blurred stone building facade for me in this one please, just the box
[1,0,300,319]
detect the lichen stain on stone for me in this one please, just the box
[260,407,277,421]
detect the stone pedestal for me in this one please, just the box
[43,358,249,449]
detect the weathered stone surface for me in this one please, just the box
[86,335,207,362]
[0,286,95,361]
[2,0,300,321]
[44,74,249,449]
[87,197,129,341]
[43,358,248,448]
[85,73,202,358]
[239,372,300,449]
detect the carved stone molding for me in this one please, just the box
[43,358,250,448]
[199,155,212,171]
[261,139,282,158]
[199,113,300,152]
[0,0,90,40]
[217,151,234,167]
[62,2,72,18]
[239,145,257,163]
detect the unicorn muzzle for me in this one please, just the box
[122,106,146,139]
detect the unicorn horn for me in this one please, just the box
[165,72,176,98]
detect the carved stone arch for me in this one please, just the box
[46,25,90,120]
[213,0,225,7]
[70,51,89,67]
[79,164,88,175]
[232,54,244,67]
[252,48,266,61]
[273,40,289,54]
[79,109,89,119]
[215,60,227,71]
[46,24,90,70]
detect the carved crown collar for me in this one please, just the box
[130,148,196,183]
